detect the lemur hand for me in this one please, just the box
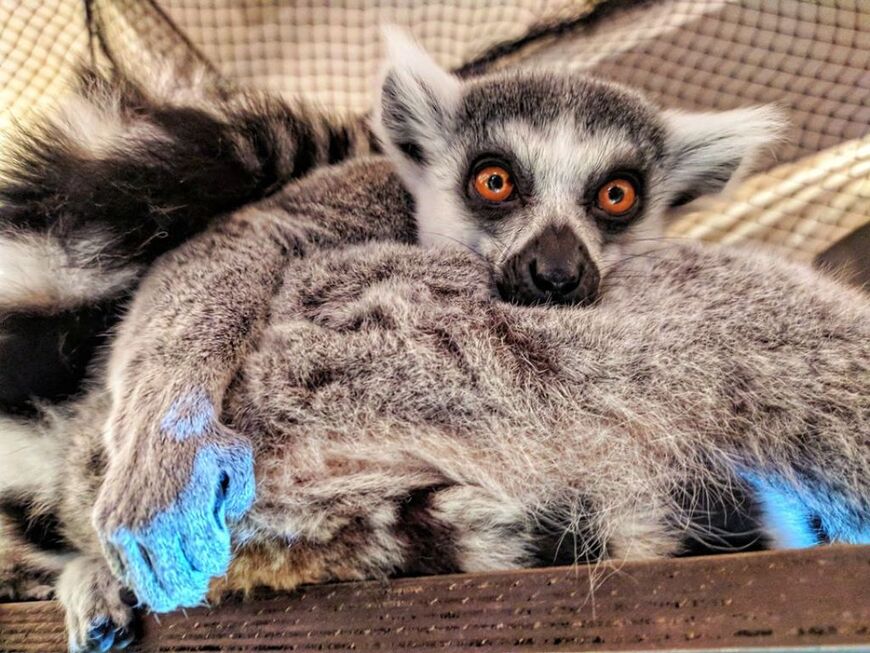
[93,390,255,613]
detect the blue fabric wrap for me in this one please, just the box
[743,471,869,547]
[108,443,255,613]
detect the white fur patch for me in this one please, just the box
[413,191,484,251]
[141,60,219,110]
[605,502,675,560]
[0,416,60,494]
[663,105,788,200]
[53,91,171,159]
[0,233,140,310]
[56,94,127,159]
[431,487,531,571]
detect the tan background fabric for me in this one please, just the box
[1,0,867,263]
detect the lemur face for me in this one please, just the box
[374,28,784,306]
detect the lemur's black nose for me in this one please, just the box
[529,259,581,295]
[500,225,600,306]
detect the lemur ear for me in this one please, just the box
[373,26,461,171]
[662,106,787,206]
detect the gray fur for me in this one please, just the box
[98,157,870,560]
[1,158,866,643]
[0,34,863,653]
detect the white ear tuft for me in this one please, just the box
[380,26,449,85]
[663,105,788,206]
[372,25,461,171]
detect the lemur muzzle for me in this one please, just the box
[501,225,600,306]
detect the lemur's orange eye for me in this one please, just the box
[474,166,514,202]
[596,178,637,216]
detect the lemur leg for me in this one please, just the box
[0,517,69,635]
[0,414,70,600]
[0,506,59,600]
[92,162,411,613]
[56,555,136,653]
[0,558,57,601]
[91,209,289,613]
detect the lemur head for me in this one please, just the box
[373,28,785,306]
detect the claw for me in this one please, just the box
[111,627,134,650]
[80,616,130,653]
[118,588,138,608]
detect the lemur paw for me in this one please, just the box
[57,556,136,653]
[94,396,255,613]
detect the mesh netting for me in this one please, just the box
[1,0,867,265]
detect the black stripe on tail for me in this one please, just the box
[0,67,373,414]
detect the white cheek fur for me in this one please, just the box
[412,184,484,253]
[0,416,61,495]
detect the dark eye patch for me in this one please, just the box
[459,150,533,222]
[583,167,647,234]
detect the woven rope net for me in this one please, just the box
[1,0,867,266]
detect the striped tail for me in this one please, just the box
[0,62,375,414]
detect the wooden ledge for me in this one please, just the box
[1,546,867,652]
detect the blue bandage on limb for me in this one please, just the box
[108,443,255,613]
[742,470,870,547]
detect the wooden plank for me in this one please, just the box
[1,546,867,653]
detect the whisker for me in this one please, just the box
[628,235,694,244]
[418,230,502,285]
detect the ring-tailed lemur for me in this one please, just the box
[372,28,783,307]
[2,31,840,653]
[0,29,780,416]
[1,160,868,652]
